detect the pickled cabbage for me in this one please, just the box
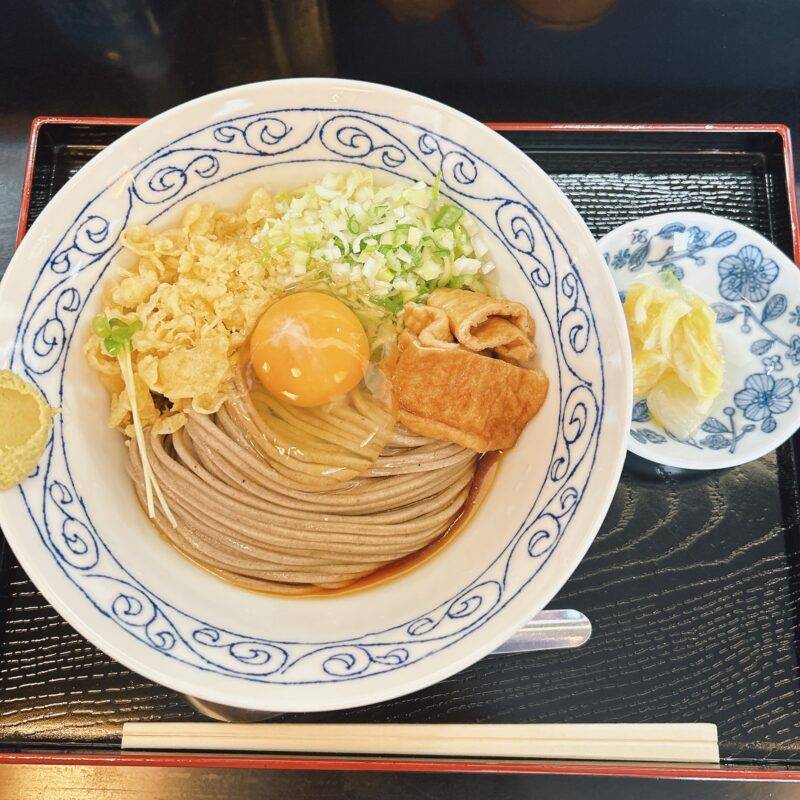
[625,278,724,439]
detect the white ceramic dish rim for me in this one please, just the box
[0,79,631,711]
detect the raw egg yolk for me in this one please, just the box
[250,292,369,407]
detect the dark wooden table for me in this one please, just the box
[2,2,800,797]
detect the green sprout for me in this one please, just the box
[93,316,142,357]
[93,314,175,527]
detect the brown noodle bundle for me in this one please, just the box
[127,362,476,595]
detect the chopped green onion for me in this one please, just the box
[434,204,463,228]
[104,336,122,356]
[372,295,405,314]
[392,224,411,247]
[254,171,494,348]
[419,279,439,296]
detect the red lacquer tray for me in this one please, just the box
[2,117,800,784]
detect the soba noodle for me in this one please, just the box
[126,362,477,594]
[87,176,545,599]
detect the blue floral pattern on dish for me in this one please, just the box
[695,407,756,453]
[718,245,779,303]
[602,212,800,468]
[734,373,793,433]
[604,221,736,281]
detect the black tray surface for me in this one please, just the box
[1,123,799,763]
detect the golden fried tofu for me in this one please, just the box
[402,303,458,349]
[391,337,548,452]
[427,288,535,364]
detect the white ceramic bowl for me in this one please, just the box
[0,79,630,712]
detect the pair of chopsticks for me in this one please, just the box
[122,722,719,763]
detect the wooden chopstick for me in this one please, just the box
[121,722,719,763]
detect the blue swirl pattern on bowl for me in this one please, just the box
[10,108,603,683]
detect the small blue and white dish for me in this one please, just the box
[599,211,800,470]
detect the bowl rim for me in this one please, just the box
[0,78,632,711]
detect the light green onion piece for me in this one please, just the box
[434,204,463,228]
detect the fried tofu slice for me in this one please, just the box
[427,288,535,364]
[402,303,458,349]
[391,335,548,452]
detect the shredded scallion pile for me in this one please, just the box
[251,170,495,354]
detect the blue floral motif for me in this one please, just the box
[715,291,798,367]
[630,427,666,445]
[762,355,784,373]
[696,407,756,454]
[631,399,650,423]
[718,244,779,303]
[638,363,796,451]
[630,401,760,455]
[787,335,800,366]
[710,302,738,323]
[605,221,735,279]
[734,372,793,434]
[686,225,709,248]
[610,249,630,269]
[789,305,800,326]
